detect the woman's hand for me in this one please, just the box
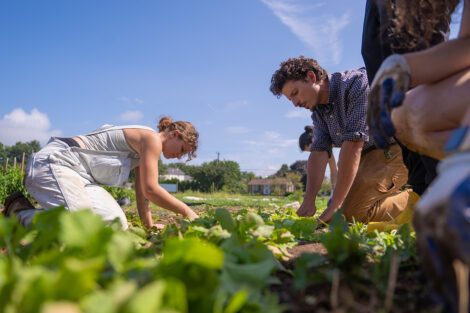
[183,206,199,221]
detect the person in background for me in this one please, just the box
[299,125,337,204]
[3,116,199,230]
[270,56,413,224]
[361,0,452,196]
[365,1,470,310]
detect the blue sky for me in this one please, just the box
[0,1,462,177]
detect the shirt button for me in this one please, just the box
[329,115,333,118]
[336,132,340,136]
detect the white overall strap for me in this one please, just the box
[86,124,155,136]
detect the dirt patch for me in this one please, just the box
[272,257,442,313]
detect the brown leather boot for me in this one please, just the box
[3,191,35,217]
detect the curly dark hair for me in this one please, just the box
[382,0,460,51]
[270,56,329,97]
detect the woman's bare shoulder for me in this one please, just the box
[123,128,161,154]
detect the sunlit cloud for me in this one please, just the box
[226,99,249,111]
[119,110,144,122]
[285,109,312,119]
[265,131,281,139]
[117,96,144,104]
[0,108,62,146]
[226,126,250,134]
[261,0,350,65]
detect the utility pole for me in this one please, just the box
[216,152,220,165]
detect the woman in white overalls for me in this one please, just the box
[7,116,199,230]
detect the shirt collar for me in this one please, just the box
[313,74,334,113]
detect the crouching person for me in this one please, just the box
[3,116,199,230]
[270,56,413,224]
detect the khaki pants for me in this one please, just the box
[342,143,410,223]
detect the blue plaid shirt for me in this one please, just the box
[310,67,375,156]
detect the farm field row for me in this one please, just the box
[0,169,438,312]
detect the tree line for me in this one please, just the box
[0,141,330,195]
[0,141,40,167]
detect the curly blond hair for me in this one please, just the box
[158,116,199,161]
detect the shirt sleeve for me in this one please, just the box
[341,71,370,143]
[310,112,333,157]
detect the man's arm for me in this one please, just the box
[328,154,338,190]
[297,150,329,217]
[318,141,363,223]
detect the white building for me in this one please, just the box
[160,167,193,182]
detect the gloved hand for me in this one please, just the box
[413,151,470,311]
[368,54,411,148]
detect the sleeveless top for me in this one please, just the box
[67,125,156,187]
[78,124,155,169]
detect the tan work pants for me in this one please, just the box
[342,143,410,223]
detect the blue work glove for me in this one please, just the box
[368,54,411,148]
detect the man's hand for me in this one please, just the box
[317,206,337,224]
[297,201,316,217]
[368,54,410,148]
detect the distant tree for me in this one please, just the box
[274,163,290,177]
[285,172,303,191]
[290,160,308,191]
[0,140,40,166]
[289,160,307,176]
[158,159,168,175]
[191,160,242,192]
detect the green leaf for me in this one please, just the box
[224,289,247,313]
[56,257,105,300]
[215,208,236,232]
[161,238,224,270]
[59,210,113,255]
[124,280,166,313]
[80,281,138,313]
[107,232,137,273]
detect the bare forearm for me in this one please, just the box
[304,151,329,203]
[319,141,362,221]
[144,186,192,217]
[328,154,338,189]
[405,37,470,87]
[136,196,152,229]
[135,168,153,229]
[330,143,362,207]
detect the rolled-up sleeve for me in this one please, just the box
[341,76,370,143]
[310,113,333,156]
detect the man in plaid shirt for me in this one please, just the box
[270,56,412,223]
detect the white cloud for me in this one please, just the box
[261,0,350,64]
[226,100,248,110]
[119,110,144,123]
[226,126,250,134]
[285,109,312,119]
[0,108,62,146]
[278,139,297,147]
[265,131,281,139]
[117,96,144,104]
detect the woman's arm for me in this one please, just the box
[134,166,153,229]
[138,132,199,221]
